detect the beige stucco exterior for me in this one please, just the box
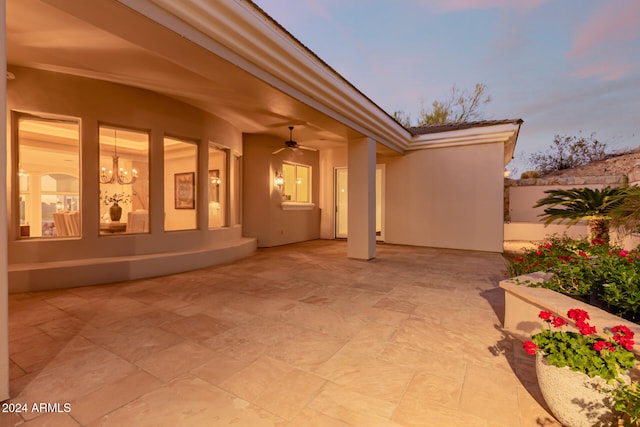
[383,141,506,252]
[2,0,523,402]
[7,67,255,293]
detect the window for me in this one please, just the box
[208,144,228,228]
[282,162,311,203]
[233,155,242,225]
[99,126,149,234]
[17,114,80,238]
[164,136,198,231]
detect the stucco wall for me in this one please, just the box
[6,66,254,291]
[507,180,616,222]
[242,134,320,247]
[383,142,505,252]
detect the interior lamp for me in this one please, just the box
[100,129,138,185]
[274,171,284,188]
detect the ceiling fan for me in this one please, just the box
[272,126,318,155]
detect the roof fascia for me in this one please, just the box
[121,0,408,153]
[408,122,522,166]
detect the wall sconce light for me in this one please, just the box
[274,171,284,188]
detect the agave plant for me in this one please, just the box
[534,186,630,242]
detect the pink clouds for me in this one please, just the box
[568,0,640,80]
[572,60,633,81]
[422,0,548,12]
[568,0,640,59]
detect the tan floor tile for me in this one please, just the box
[21,412,80,427]
[372,297,417,314]
[459,363,521,424]
[229,316,304,347]
[191,352,250,385]
[314,349,415,404]
[6,241,556,426]
[135,341,216,382]
[254,369,326,420]
[308,382,401,426]
[286,407,352,427]
[70,370,163,425]
[516,385,561,427]
[393,401,487,427]
[87,377,285,427]
[35,316,87,341]
[10,332,65,373]
[393,372,462,420]
[265,330,346,370]
[14,337,137,419]
[89,326,183,363]
[274,303,368,339]
[202,327,269,363]
[218,355,292,402]
[159,313,235,342]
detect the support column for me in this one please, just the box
[0,0,10,401]
[347,137,376,260]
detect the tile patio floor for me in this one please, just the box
[3,240,560,426]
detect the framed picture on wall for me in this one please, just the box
[175,172,195,209]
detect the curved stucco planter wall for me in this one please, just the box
[499,273,640,356]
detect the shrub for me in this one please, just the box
[507,235,640,321]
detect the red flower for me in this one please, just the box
[591,238,605,246]
[618,250,629,257]
[523,341,538,355]
[579,323,597,335]
[594,341,614,352]
[612,325,635,350]
[552,316,568,327]
[514,257,524,263]
[568,308,590,323]
[538,310,553,321]
[536,250,543,256]
[612,325,634,338]
[545,242,553,249]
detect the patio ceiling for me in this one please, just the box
[6,0,408,154]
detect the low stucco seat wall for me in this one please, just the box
[8,237,257,293]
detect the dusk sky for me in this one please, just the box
[254,0,640,175]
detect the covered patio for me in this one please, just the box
[3,241,557,426]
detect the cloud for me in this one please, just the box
[419,0,548,12]
[572,60,633,81]
[567,0,640,80]
[567,0,640,59]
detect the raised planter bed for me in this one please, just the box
[500,272,640,356]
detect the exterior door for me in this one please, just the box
[334,166,384,240]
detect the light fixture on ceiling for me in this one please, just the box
[100,129,137,185]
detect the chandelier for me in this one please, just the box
[100,130,137,185]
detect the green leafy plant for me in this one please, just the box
[534,186,630,242]
[507,236,640,320]
[523,308,636,381]
[612,381,640,426]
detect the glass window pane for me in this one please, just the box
[233,155,242,225]
[282,162,311,203]
[164,136,198,231]
[99,126,149,234]
[282,163,296,201]
[296,165,309,203]
[18,116,80,238]
[208,145,227,228]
